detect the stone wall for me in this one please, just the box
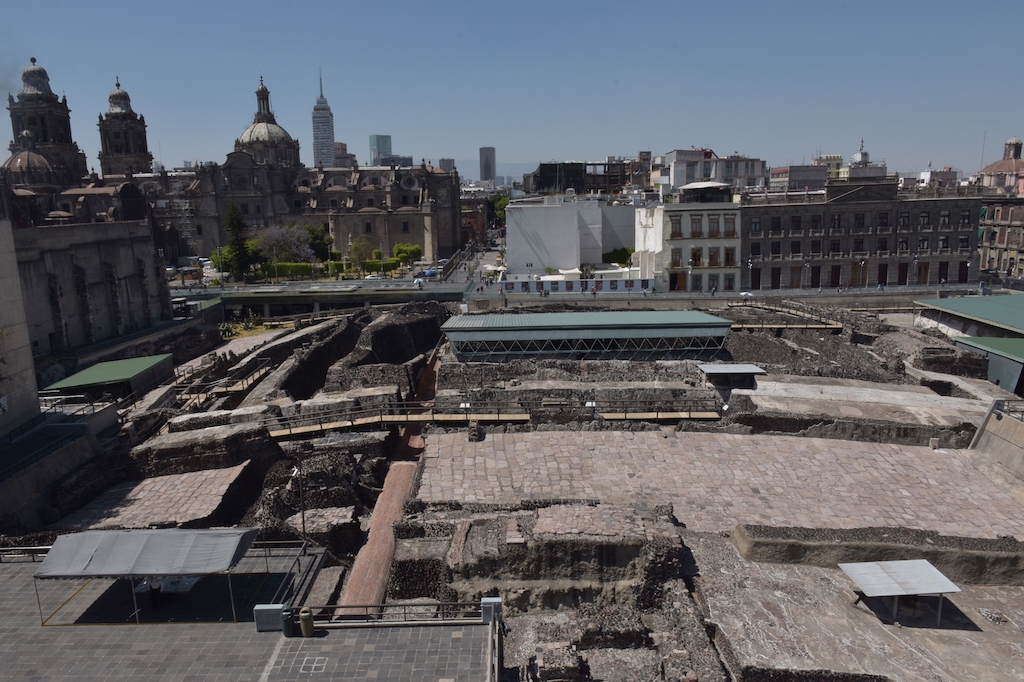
[732,524,1024,586]
[129,422,282,477]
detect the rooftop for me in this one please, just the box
[915,295,1024,336]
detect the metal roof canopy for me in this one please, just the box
[32,528,260,625]
[839,559,960,625]
[955,336,1024,364]
[442,311,733,333]
[915,295,1024,336]
[697,364,767,375]
[44,354,174,392]
[35,528,259,580]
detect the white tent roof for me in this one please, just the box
[34,528,259,580]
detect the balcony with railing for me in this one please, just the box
[877,225,892,234]
[690,231,703,239]
[708,229,720,238]
[670,231,683,240]
[724,229,737,238]
[919,223,934,232]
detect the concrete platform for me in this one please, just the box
[735,375,991,426]
[420,431,1024,540]
[53,460,250,530]
[689,532,1024,682]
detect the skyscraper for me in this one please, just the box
[311,70,335,168]
[369,135,392,165]
[479,147,496,183]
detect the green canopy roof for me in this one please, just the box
[955,337,1024,364]
[915,295,1024,336]
[45,354,173,391]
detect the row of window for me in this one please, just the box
[750,209,972,232]
[679,273,736,292]
[749,234,972,257]
[669,214,737,238]
[669,247,737,268]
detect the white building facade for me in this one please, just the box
[504,195,635,276]
[635,182,742,293]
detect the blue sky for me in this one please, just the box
[3,0,1021,180]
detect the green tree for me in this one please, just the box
[602,247,635,267]
[348,236,373,272]
[223,203,254,281]
[490,195,510,227]
[305,223,333,261]
[393,242,423,265]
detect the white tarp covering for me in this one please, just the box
[34,528,259,580]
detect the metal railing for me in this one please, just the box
[261,397,721,436]
[0,545,51,563]
[299,601,483,624]
[994,400,1024,424]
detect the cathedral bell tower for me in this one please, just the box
[97,79,153,176]
[6,57,88,186]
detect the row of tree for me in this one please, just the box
[213,203,422,281]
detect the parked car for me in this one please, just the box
[364,273,385,280]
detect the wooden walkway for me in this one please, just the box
[267,409,718,439]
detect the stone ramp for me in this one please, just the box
[337,461,418,610]
[53,461,251,530]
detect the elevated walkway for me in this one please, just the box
[264,399,721,439]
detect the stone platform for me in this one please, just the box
[420,432,1024,540]
[54,461,250,530]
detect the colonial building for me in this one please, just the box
[5,58,88,187]
[0,178,40,439]
[316,162,462,263]
[978,198,1024,280]
[741,179,981,290]
[97,80,152,176]
[635,182,741,293]
[977,137,1024,195]
[1,59,171,360]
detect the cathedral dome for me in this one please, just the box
[19,57,56,99]
[238,121,294,145]
[2,148,53,172]
[107,79,135,115]
[2,130,53,173]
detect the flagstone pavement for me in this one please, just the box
[419,431,1024,540]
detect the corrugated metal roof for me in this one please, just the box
[915,295,1024,335]
[955,336,1024,363]
[442,311,731,332]
[45,354,173,391]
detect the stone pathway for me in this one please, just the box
[420,432,1024,539]
[338,461,419,608]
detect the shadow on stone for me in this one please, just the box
[857,592,981,631]
[71,573,288,624]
